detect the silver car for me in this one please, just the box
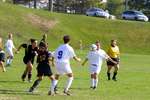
[86,8,110,19]
[122,10,149,22]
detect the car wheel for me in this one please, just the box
[94,13,98,17]
[123,17,126,20]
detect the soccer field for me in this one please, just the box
[0,51,150,100]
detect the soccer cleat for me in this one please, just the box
[92,86,97,90]
[112,77,117,81]
[63,90,72,96]
[28,87,34,93]
[28,79,32,83]
[48,91,55,96]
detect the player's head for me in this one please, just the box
[8,33,13,39]
[30,39,37,48]
[95,40,101,50]
[111,39,117,47]
[90,44,97,51]
[63,35,70,44]
[39,42,46,52]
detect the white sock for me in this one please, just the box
[50,80,58,93]
[6,59,10,65]
[94,79,98,87]
[64,77,73,92]
[9,59,13,64]
[91,78,94,87]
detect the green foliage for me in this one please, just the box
[0,3,150,54]
[106,0,125,17]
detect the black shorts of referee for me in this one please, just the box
[107,58,120,66]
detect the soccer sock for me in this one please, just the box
[94,79,98,88]
[91,78,94,87]
[64,77,73,92]
[22,71,27,79]
[50,80,58,93]
[113,72,117,79]
[6,59,10,65]
[107,72,111,80]
[9,58,13,65]
[28,72,32,80]
[32,79,41,89]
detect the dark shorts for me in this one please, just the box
[37,63,53,77]
[23,56,34,64]
[107,58,119,66]
[0,52,5,62]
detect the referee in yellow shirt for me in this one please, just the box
[107,40,120,81]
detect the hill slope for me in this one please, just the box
[0,3,150,54]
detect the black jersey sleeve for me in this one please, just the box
[21,44,28,48]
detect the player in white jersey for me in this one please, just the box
[53,35,81,95]
[5,33,17,66]
[82,44,117,89]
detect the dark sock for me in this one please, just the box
[32,79,41,89]
[28,73,32,80]
[112,72,117,79]
[22,72,27,79]
[107,72,111,80]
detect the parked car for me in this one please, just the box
[86,8,110,19]
[122,10,149,22]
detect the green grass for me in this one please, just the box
[0,51,150,100]
[0,3,150,54]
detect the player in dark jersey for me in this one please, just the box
[0,37,6,72]
[29,42,57,96]
[17,39,38,82]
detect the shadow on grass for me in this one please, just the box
[0,89,40,95]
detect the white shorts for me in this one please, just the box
[55,62,72,75]
[6,48,14,57]
[89,65,101,74]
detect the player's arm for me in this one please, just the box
[16,43,27,53]
[82,58,88,66]
[73,56,81,62]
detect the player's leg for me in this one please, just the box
[48,75,57,96]
[6,50,13,66]
[90,74,95,88]
[64,73,73,95]
[27,61,33,82]
[29,76,43,92]
[0,61,5,72]
[93,73,98,89]
[54,74,59,93]
[21,65,28,81]
[112,64,119,81]
[107,65,112,80]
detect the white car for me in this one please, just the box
[122,10,149,22]
[86,8,110,19]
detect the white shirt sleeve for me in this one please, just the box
[100,50,109,60]
[68,46,76,58]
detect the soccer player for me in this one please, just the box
[17,39,38,82]
[29,42,57,96]
[107,39,120,81]
[0,37,6,72]
[5,33,17,66]
[53,35,81,95]
[82,44,117,89]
